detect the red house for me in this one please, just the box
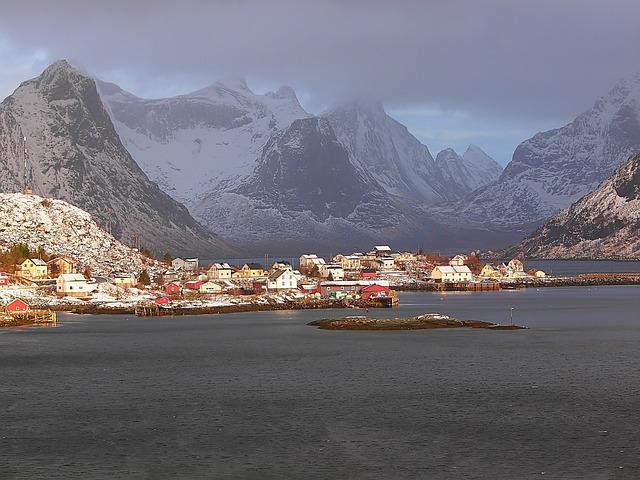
[0,272,9,287]
[154,296,170,305]
[360,269,378,279]
[165,283,181,295]
[361,284,391,300]
[6,298,29,313]
[184,280,204,290]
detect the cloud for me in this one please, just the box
[1,0,638,118]
[0,0,638,164]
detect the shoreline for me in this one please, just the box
[47,298,389,317]
[393,275,640,292]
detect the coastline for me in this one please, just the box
[393,274,640,292]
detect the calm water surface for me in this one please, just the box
[1,286,640,479]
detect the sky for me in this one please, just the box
[1,0,639,165]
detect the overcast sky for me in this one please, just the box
[1,0,639,164]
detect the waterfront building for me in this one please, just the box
[56,273,97,298]
[207,263,233,280]
[267,268,298,291]
[431,265,473,283]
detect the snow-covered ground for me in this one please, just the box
[0,192,161,276]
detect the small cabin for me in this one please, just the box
[19,258,48,280]
[166,283,181,295]
[6,298,29,313]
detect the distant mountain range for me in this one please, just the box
[100,76,503,252]
[3,60,637,257]
[508,153,640,260]
[0,61,235,257]
[435,73,640,230]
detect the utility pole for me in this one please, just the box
[510,307,515,326]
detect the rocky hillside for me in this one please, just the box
[192,118,410,252]
[100,74,505,252]
[0,60,234,257]
[437,73,640,229]
[0,193,161,275]
[509,153,640,259]
[99,76,309,205]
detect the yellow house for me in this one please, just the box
[19,258,49,280]
[479,264,501,278]
[239,263,264,278]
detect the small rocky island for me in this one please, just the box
[308,314,527,331]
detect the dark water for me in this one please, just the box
[1,287,640,479]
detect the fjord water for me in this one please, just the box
[2,287,640,479]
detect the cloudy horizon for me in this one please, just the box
[1,0,639,164]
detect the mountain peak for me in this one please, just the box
[215,76,250,92]
[266,85,297,100]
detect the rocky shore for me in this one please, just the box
[308,314,527,331]
[394,274,640,292]
[53,298,384,316]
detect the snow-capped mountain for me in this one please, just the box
[322,100,456,204]
[192,117,409,252]
[0,60,234,257]
[0,193,161,275]
[509,153,640,259]
[440,73,640,229]
[435,145,503,195]
[100,77,504,251]
[98,77,310,204]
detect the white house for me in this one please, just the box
[299,254,325,271]
[56,274,97,297]
[207,262,232,280]
[171,258,187,270]
[376,257,395,271]
[267,268,298,291]
[374,245,392,257]
[333,254,361,271]
[508,258,524,273]
[431,265,473,283]
[185,258,199,271]
[320,264,345,280]
[449,254,468,267]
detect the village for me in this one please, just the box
[0,242,556,324]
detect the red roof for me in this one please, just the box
[184,281,204,290]
[155,297,170,305]
[6,298,29,312]
[361,284,389,293]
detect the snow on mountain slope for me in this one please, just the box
[509,153,640,259]
[439,73,640,228]
[192,117,415,252]
[0,60,234,257]
[322,100,455,204]
[0,193,160,275]
[98,77,310,204]
[435,145,503,195]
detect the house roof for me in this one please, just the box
[244,263,263,269]
[374,245,392,251]
[58,274,87,282]
[210,262,232,270]
[26,258,47,266]
[434,265,472,274]
[268,269,288,281]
